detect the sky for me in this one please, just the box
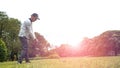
[0,0,120,46]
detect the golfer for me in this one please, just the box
[18,13,40,64]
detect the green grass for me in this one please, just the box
[1,56,120,68]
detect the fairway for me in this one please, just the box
[0,56,120,68]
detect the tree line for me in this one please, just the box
[54,30,120,57]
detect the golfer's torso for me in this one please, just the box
[18,19,33,39]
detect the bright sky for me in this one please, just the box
[1,0,120,46]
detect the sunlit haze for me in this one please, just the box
[1,0,120,46]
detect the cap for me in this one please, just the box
[31,13,40,20]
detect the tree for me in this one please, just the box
[0,11,21,60]
[5,18,21,53]
[28,32,51,57]
[0,39,7,62]
[0,11,9,38]
[99,30,120,56]
[79,30,120,56]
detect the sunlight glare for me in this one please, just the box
[1,0,120,46]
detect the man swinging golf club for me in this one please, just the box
[18,13,40,64]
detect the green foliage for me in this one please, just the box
[0,11,9,38]
[0,11,21,60]
[0,39,7,62]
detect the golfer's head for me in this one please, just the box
[31,13,40,22]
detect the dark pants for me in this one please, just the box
[18,37,30,63]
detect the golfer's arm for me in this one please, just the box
[25,22,35,40]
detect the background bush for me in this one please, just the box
[0,39,7,62]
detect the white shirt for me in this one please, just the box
[18,19,35,40]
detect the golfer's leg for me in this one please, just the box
[25,48,30,62]
[18,37,26,63]
[23,39,30,62]
[18,50,25,63]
